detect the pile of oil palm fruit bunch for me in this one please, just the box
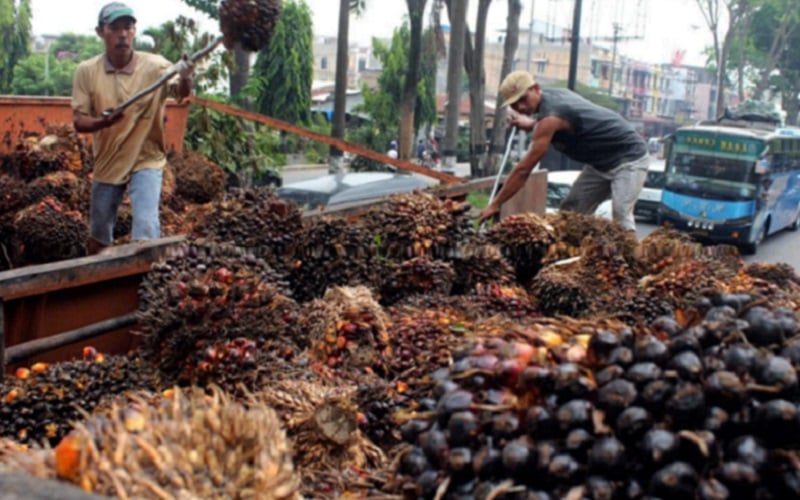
[5,158,800,498]
[168,150,226,205]
[219,0,281,52]
[289,215,377,302]
[136,240,302,385]
[0,125,229,269]
[0,350,157,446]
[190,187,304,274]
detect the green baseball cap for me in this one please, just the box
[98,2,136,26]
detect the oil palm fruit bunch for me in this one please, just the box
[306,286,392,375]
[379,257,456,306]
[52,387,300,499]
[387,305,467,382]
[24,171,87,212]
[486,212,556,285]
[169,150,225,204]
[191,187,302,274]
[364,192,473,261]
[255,379,386,476]
[0,351,157,446]
[0,174,26,216]
[640,259,724,311]
[219,0,281,52]
[456,283,540,320]
[544,210,639,269]
[446,244,516,295]
[137,240,301,383]
[5,125,90,181]
[744,261,800,290]
[289,216,377,302]
[12,197,86,265]
[528,256,593,318]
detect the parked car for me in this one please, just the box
[633,159,666,222]
[546,170,612,219]
[276,172,431,210]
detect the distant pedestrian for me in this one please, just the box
[387,140,398,160]
[416,139,426,161]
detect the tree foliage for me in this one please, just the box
[0,0,32,93]
[11,53,76,96]
[352,23,437,156]
[141,16,228,93]
[247,0,313,124]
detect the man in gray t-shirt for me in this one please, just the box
[478,70,649,231]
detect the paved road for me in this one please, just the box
[281,167,799,271]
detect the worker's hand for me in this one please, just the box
[508,111,536,132]
[478,203,501,225]
[175,55,195,80]
[100,108,124,128]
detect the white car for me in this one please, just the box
[634,158,666,221]
[546,170,612,219]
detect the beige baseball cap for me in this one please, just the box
[499,71,536,108]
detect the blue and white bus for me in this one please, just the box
[658,119,800,254]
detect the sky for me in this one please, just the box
[30,0,714,67]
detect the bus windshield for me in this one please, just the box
[665,131,764,202]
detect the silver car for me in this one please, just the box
[276,172,431,210]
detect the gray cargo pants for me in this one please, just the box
[560,154,650,231]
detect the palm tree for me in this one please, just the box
[487,0,522,175]
[398,0,430,160]
[330,0,366,173]
[442,0,469,171]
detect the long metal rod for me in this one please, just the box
[4,313,137,366]
[489,125,518,204]
[103,36,223,117]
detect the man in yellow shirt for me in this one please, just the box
[72,2,194,254]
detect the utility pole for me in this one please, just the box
[609,22,620,96]
[519,0,536,159]
[567,0,582,91]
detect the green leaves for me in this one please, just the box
[248,0,313,125]
[0,0,32,93]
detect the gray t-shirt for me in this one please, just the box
[536,88,647,171]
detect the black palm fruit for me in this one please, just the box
[608,346,635,368]
[635,336,670,365]
[669,333,702,356]
[597,379,638,419]
[565,428,594,463]
[668,351,704,381]
[588,436,626,479]
[753,399,799,447]
[649,461,699,499]
[585,475,616,500]
[722,344,758,376]
[640,429,679,471]
[639,379,675,414]
[547,453,582,485]
[625,362,664,388]
[555,399,593,434]
[595,365,625,386]
[526,405,557,440]
[699,478,730,500]
[743,306,784,346]
[717,462,760,498]
[402,448,431,477]
[473,445,502,480]
[704,370,746,412]
[726,435,768,472]
[447,447,474,483]
[448,411,480,447]
[501,439,536,481]
[615,406,653,444]
[667,383,706,429]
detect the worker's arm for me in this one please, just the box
[478,115,570,224]
[73,109,124,134]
